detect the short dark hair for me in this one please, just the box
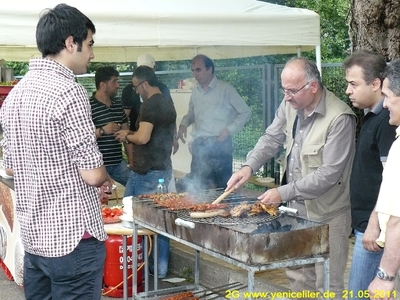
[95,66,119,89]
[343,50,386,85]
[192,54,215,74]
[133,66,159,87]
[383,59,400,96]
[36,3,96,56]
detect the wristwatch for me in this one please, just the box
[377,267,395,281]
[124,135,130,144]
[99,127,105,136]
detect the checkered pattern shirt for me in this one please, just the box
[0,58,108,257]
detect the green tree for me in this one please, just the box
[349,0,400,61]
[265,0,350,62]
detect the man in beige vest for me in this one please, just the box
[226,57,356,299]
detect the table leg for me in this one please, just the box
[133,224,138,296]
[143,235,149,293]
[123,235,128,300]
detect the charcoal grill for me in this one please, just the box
[131,189,330,298]
[132,189,328,264]
[135,189,282,226]
[177,204,281,226]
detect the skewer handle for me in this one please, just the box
[278,206,298,215]
[212,186,236,204]
[175,218,195,229]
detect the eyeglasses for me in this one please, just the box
[132,81,145,91]
[281,81,310,97]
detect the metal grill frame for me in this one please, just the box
[177,209,281,225]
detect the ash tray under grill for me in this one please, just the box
[177,209,281,226]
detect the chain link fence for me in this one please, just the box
[77,62,349,188]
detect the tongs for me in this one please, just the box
[212,186,236,204]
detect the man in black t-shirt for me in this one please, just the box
[121,53,178,153]
[344,51,397,299]
[115,66,177,278]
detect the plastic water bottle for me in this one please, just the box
[156,178,167,194]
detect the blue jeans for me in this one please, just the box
[189,136,232,190]
[106,160,131,186]
[348,229,383,300]
[124,169,171,197]
[23,238,106,300]
[124,169,171,278]
[149,235,170,278]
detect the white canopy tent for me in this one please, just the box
[0,0,320,68]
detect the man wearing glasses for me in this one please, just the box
[121,53,179,154]
[177,54,251,191]
[114,66,177,279]
[226,57,356,299]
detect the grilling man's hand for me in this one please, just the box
[258,188,282,207]
[226,165,252,191]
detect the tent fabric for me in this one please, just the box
[0,0,320,62]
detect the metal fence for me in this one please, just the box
[77,62,345,181]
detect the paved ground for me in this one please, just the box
[0,267,190,300]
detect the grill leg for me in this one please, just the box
[194,250,200,285]
[248,269,255,299]
[323,257,330,299]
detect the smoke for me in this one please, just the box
[175,136,233,193]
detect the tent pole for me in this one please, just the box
[315,45,322,77]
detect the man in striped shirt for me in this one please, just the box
[90,66,133,186]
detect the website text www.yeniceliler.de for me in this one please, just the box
[225,289,337,299]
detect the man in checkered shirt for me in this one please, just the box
[0,4,112,300]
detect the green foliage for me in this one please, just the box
[87,62,136,74]
[263,0,351,62]
[5,61,29,76]
[180,267,194,283]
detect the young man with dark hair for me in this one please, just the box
[90,66,133,186]
[121,53,179,192]
[115,65,177,278]
[344,50,396,300]
[121,54,176,144]
[0,4,111,299]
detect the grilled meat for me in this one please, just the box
[230,201,252,217]
[230,201,278,217]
